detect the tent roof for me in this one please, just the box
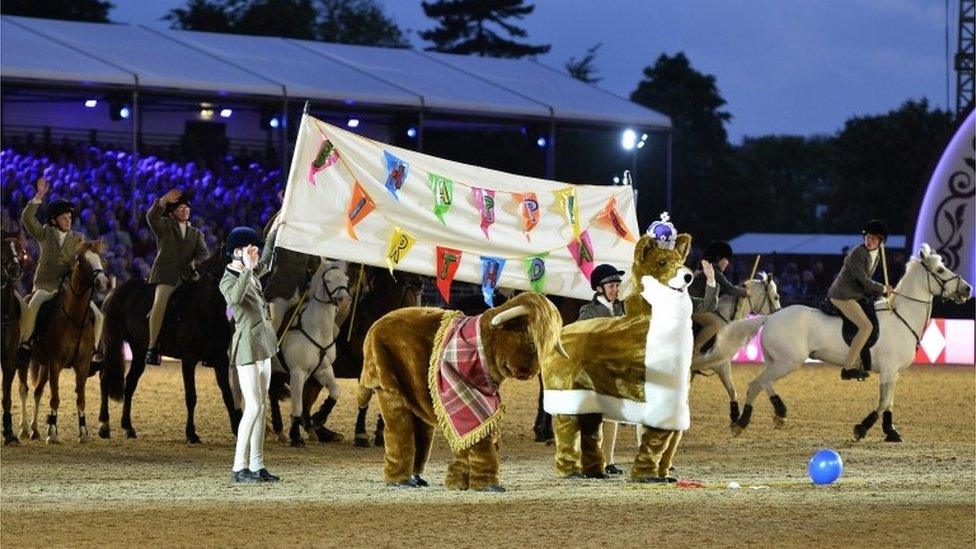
[0,16,669,128]
[729,233,908,255]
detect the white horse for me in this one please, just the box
[702,244,972,441]
[690,273,781,425]
[278,259,350,447]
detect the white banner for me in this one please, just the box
[912,110,975,284]
[276,115,640,300]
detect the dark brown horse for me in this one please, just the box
[268,264,425,446]
[2,234,29,444]
[98,246,238,443]
[27,241,116,443]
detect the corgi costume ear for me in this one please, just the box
[675,233,692,260]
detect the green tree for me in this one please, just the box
[566,43,601,84]
[1,0,113,22]
[420,0,550,58]
[318,0,410,47]
[630,53,734,243]
[163,0,236,33]
[825,99,952,235]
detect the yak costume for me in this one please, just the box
[542,213,699,482]
[358,292,566,491]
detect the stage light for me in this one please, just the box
[347,118,360,128]
[406,126,417,138]
[536,136,547,148]
[119,106,131,119]
[219,108,232,118]
[268,116,280,129]
[637,141,645,149]
[84,99,98,108]
[200,108,214,120]
[621,129,637,150]
[613,176,621,184]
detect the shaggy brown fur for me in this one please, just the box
[358,292,563,491]
[543,233,693,480]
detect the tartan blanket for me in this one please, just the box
[428,311,503,451]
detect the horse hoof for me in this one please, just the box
[186,434,202,445]
[884,431,902,443]
[290,438,306,448]
[730,424,744,437]
[46,436,60,445]
[30,429,40,440]
[852,424,868,441]
[124,429,137,439]
[98,425,111,439]
[4,434,20,445]
[354,435,370,448]
[276,431,288,443]
[772,416,786,429]
[374,434,384,447]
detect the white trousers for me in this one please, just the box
[19,288,103,348]
[233,358,271,472]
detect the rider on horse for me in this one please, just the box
[828,219,892,381]
[145,188,210,365]
[689,240,749,349]
[262,211,321,335]
[17,177,104,367]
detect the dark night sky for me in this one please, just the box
[110,0,955,142]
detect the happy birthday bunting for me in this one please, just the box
[384,227,416,274]
[345,180,375,240]
[435,246,463,302]
[428,173,454,225]
[383,151,409,201]
[472,187,496,239]
[598,197,636,242]
[524,252,549,294]
[567,230,596,280]
[308,135,340,185]
[554,188,581,238]
[515,192,541,241]
[480,256,506,307]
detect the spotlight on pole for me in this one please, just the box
[621,129,637,150]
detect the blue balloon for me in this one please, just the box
[808,449,844,485]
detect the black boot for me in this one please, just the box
[840,367,869,381]
[145,348,161,366]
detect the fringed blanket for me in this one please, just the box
[428,311,503,451]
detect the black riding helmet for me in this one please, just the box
[45,198,76,225]
[704,240,734,263]
[590,263,625,291]
[164,190,193,216]
[861,219,888,242]
[226,226,262,256]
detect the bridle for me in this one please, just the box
[1,240,23,289]
[886,258,966,347]
[310,265,349,306]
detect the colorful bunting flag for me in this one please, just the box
[598,197,637,242]
[480,256,506,307]
[554,187,581,238]
[472,188,496,239]
[524,253,548,294]
[384,227,416,274]
[567,230,596,280]
[516,192,541,241]
[428,173,454,225]
[435,246,463,302]
[308,136,340,185]
[345,180,375,240]
[383,151,409,201]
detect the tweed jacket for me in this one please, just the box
[689,267,748,300]
[578,294,625,320]
[828,244,885,300]
[21,200,84,292]
[220,230,279,366]
[146,199,209,286]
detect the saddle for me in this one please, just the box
[27,291,94,346]
[819,297,879,369]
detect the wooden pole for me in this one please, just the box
[880,243,893,309]
[748,254,762,281]
[346,263,366,342]
[276,288,309,348]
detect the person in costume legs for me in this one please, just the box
[578,263,626,475]
[145,188,209,365]
[828,219,891,381]
[221,226,280,483]
[17,177,104,367]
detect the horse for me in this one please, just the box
[689,273,781,424]
[23,241,115,443]
[268,264,425,446]
[702,244,972,441]
[1,234,28,444]
[98,245,239,443]
[270,259,350,447]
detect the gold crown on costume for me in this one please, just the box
[647,212,677,249]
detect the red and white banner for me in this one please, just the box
[732,318,975,365]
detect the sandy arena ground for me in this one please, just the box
[1,362,973,548]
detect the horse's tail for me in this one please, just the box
[697,316,766,370]
[99,289,126,402]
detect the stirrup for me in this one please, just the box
[840,367,869,381]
